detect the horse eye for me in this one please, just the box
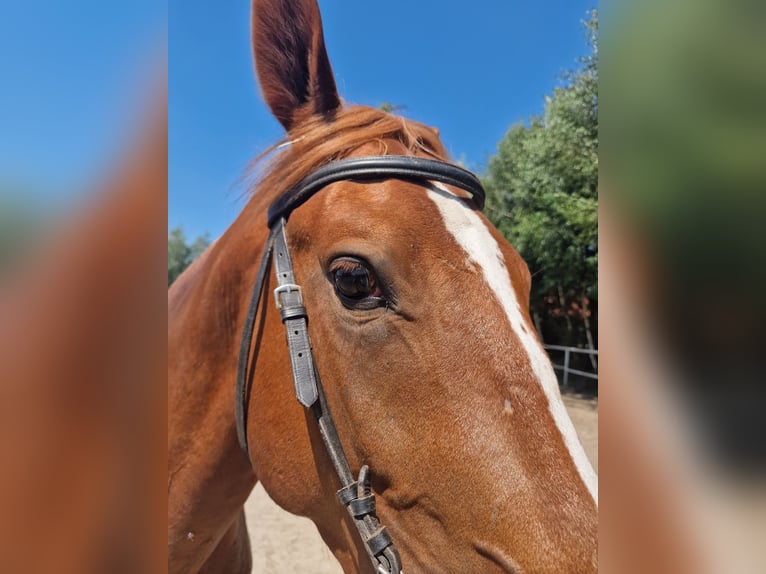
[330,258,381,302]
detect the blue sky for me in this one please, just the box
[0,1,165,204]
[169,0,594,240]
[0,1,593,239]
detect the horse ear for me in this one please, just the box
[251,0,341,131]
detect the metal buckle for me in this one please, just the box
[273,283,303,310]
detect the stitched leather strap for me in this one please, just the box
[268,155,486,227]
[337,482,359,505]
[272,228,402,573]
[234,227,277,456]
[273,220,319,407]
[366,527,393,556]
[349,494,376,517]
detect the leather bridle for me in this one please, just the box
[235,155,487,574]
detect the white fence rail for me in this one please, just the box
[543,344,598,388]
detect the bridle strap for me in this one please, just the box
[268,154,485,227]
[234,226,276,454]
[235,155,488,574]
[272,221,320,408]
[272,221,402,573]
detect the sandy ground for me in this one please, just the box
[244,395,598,573]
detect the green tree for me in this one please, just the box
[168,226,210,286]
[379,102,406,114]
[483,9,598,353]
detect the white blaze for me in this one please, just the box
[427,184,598,504]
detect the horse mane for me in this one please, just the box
[245,105,450,214]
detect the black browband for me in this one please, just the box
[268,155,485,226]
[235,155,487,574]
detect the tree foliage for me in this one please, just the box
[379,102,405,114]
[483,10,598,349]
[168,226,210,286]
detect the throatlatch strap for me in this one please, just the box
[234,228,277,456]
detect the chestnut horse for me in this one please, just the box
[168,0,597,572]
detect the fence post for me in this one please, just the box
[563,347,570,389]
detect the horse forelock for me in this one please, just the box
[241,105,448,216]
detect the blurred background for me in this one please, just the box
[0,0,166,277]
[600,0,766,571]
[0,1,167,572]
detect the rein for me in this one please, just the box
[235,155,486,574]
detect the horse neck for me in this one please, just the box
[168,206,268,469]
[170,205,266,361]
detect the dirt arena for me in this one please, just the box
[245,395,598,573]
